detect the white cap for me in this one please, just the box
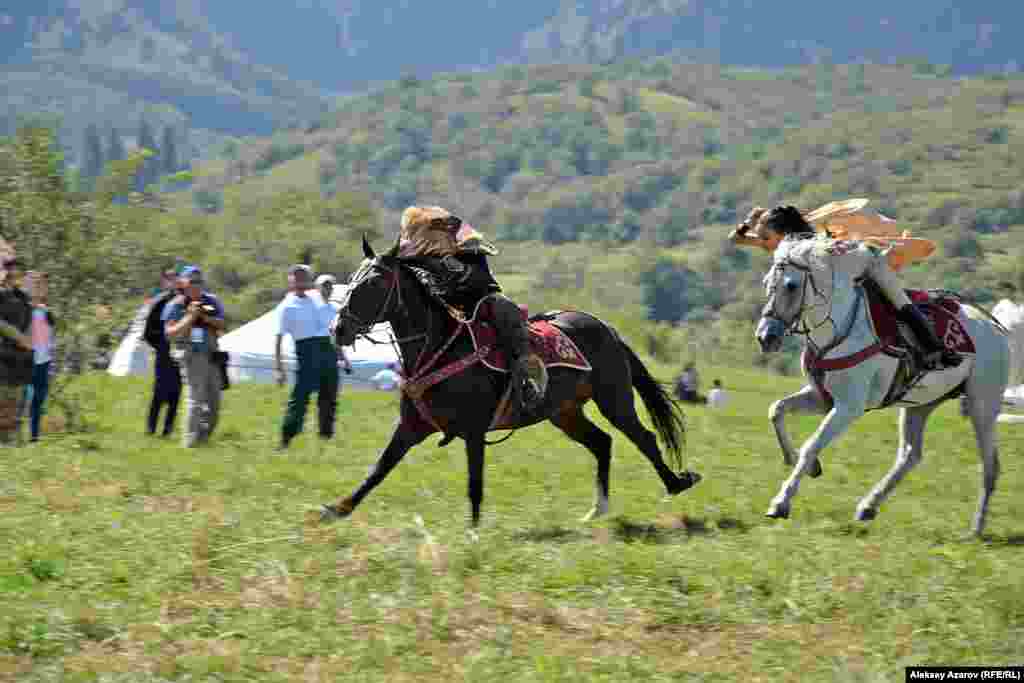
[315,274,337,287]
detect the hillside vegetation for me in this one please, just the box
[185,59,1024,373]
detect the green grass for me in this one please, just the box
[1,369,1023,681]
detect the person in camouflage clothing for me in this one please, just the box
[397,205,547,413]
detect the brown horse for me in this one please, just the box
[322,236,701,527]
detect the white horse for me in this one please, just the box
[755,236,1010,536]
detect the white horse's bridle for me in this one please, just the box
[764,252,867,355]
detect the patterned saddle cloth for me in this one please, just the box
[863,283,976,356]
[463,299,591,373]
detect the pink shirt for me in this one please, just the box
[31,308,51,364]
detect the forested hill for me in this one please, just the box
[4,0,1021,173]
[183,59,1024,372]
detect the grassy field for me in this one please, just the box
[1,365,1022,682]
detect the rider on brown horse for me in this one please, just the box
[397,205,547,412]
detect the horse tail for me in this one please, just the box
[622,341,686,471]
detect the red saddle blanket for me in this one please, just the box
[464,302,591,373]
[866,287,976,355]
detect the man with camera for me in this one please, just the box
[274,265,348,451]
[162,265,225,447]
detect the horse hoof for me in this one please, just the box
[765,502,790,519]
[668,470,702,495]
[318,503,351,524]
[855,507,876,522]
[809,461,823,478]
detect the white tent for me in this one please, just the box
[107,302,153,377]
[217,291,399,387]
[993,298,1024,422]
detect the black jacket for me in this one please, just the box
[0,288,33,385]
[405,252,501,313]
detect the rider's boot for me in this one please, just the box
[897,304,962,370]
[489,295,547,413]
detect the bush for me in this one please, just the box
[638,258,706,324]
[193,189,223,214]
[252,142,306,173]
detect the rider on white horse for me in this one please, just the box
[742,205,962,371]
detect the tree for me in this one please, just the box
[107,127,125,163]
[81,124,104,185]
[161,125,177,175]
[638,258,706,324]
[136,118,159,191]
[0,125,162,429]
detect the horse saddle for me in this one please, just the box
[862,281,976,358]
[863,281,975,405]
[463,300,592,374]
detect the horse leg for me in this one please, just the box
[593,385,688,496]
[550,406,613,522]
[464,432,486,528]
[963,391,1002,537]
[766,399,865,519]
[855,403,937,522]
[320,419,430,522]
[770,384,829,477]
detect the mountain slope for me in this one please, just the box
[199,0,1023,92]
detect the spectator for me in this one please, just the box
[24,272,55,442]
[371,363,403,391]
[315,273,353,378]
[315,273,337,304]
[91,334,112,371]
[0,257,32,446]
[707,379,728,409]
[163,265,225,447]
[144,268,182,436]
[675,362,702,403]
[274,265,341,450]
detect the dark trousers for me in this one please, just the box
[282,337,340,444]
[148,354,182,436]
[29,361,50,440]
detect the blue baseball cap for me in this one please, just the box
[179,265,203,284]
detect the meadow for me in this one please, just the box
[1,365,1022,682]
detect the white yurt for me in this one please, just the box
[107,302,153,377]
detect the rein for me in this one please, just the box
[768,258,881,372]
[342,259,516,443]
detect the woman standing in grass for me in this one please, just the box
[25,271,55,443]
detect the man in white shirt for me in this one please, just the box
[314,272,353,379]
[274,265,342,450]
[706,379,728,409]
[371,363,402,391]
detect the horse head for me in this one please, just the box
[332,235,401,347]
[756,255,809,352]
[756,236,856,353]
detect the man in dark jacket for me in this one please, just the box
[0,257,33,445]
[398,205,547,413]
[144,269,182,436]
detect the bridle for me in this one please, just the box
[763,253,866,356]
[763,258,824,336]
[334,258,429,369]
[335,260,400,338]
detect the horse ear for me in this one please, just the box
[362,234,376,259]
[385,234,400,258]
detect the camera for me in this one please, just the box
[199,304,216,315]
